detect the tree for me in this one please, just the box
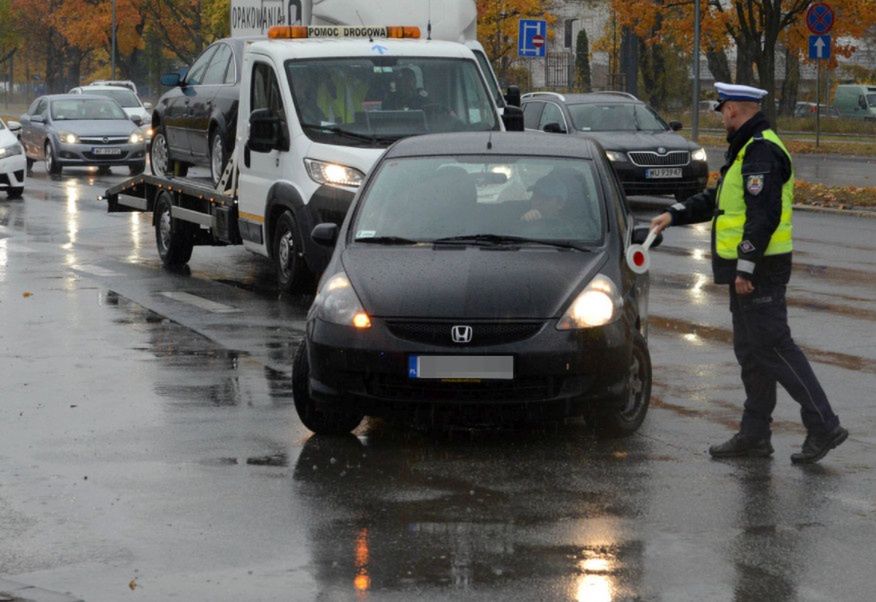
[575,28,591,91]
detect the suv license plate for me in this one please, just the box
[645,168,682,179]
[408,355,513,380]
[92,147,122,156]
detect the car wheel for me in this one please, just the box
[150,127,188,178]
[591,332,651,438]
[45,142,61,175]
[273,211,311,293]
[7,187,23,199]
[26,157,34,172]
[292,341,363,435]
[209,130,228,187]
[154,191,194,267]
[129,162,146,176]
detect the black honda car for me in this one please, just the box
[151,37,253,186]
[292,132,660,436]
[522,92,709,202]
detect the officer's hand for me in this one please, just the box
[650,212,672,234]
[735,275,754,296]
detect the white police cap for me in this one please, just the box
[714,82,768,110]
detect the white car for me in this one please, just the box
[69,85,153,130]
[0,117,25,198]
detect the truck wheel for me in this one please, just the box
[292,341,363,435]
[590,332,651,438]
[7,187,23,199]
[45,142,61,175]
[209,130,228,187]
[273,211,310,292]
[154,192,194,267]
[129,162,146,176]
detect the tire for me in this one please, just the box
[273,211,310,293]
[154,191,194,267]
[292,341,363,435]
[7,187,23,199]
[129,162,146,176]
[45,142,61,175]
[150,127,189,178]
[209,129,229,188]
[26,157,34,171]
[590,332,652,438]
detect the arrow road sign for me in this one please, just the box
[806,3,834,35]
[809,35,831,60]
[518,19,547,58]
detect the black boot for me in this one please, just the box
[709,433,774,458]
[791,426,848,465]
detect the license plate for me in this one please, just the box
[408,355,514,380]
[645,167,682,179]
[92,147,122,156]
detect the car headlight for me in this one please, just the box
[58,131,78,144]
[304,158,365,188]
[556,274,623,330]
[309,272,371,328]
[692,147,708,162]
[605,150,626,162]
[0,143,23,157]
[130,131,144,144]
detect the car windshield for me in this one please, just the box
[352,155,605,244]
[568,103,668,132]
[51,99,128,120]
[85,89,141,108]
[286,57,498,147]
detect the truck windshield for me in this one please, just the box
[286,57,499,147]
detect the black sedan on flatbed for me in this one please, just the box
[293,132,660,436]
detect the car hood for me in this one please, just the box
[0,128,18,147]
[342,246,606,319]
[575,130,698,152]
[50,119,137,136]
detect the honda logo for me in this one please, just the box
[451,325,473,344]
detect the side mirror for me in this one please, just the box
[311,223,339,247]
[248,108,288,153]
[504,85,521,108]
[7,120,21,133]
[130,115,143,125]
[501,105,524,132]
[31,114,45,124]
[859,97,868,109]
[632,224,662,248]
[143,101,153,110]
[160,72,181,87]
[543,122,566,134]
[669,121,683,131]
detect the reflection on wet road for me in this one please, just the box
[0,166,874,600]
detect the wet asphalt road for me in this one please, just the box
[1,164,875,601]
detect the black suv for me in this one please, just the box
[522,92,708,202]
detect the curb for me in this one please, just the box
[792,203,876,218]
[0,578,83,602]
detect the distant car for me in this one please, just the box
[152,37,251,186]
[832,84,876,120]
[522,92,709,202]
[793,102,839,118]
[69,85,153,130]
[698,100,719,112]
[89,79,139,96]
[18,94,147,176]
[292,131,657,436]
[0,117,25,198]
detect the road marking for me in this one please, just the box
[159,291,240,314]
[72,264,122,277]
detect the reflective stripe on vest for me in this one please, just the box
[715,129,794,259]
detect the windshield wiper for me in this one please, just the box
[431,234,590,251]
[299,122,392,145]
[354,236,420,245]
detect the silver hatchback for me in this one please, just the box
[19,94,147,176]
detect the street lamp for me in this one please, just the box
[691,0,701,141]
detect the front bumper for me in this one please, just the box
[306,316,633,421]
[54,141,146,167]
[0,154,26,190]
[610,159,709,196]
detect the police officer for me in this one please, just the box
[650,82,848,464]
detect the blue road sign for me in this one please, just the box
[809,35,831,60]
[518,19,547,58]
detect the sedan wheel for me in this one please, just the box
[150,130,169,177]
[210,132,226,187]
[45,143,61,175]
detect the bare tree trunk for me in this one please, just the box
[780,47,800,116]
[705,46,732,83]
[735,36,755,84]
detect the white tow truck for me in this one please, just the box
[104,24,523,291]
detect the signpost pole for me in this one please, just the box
[816,59,821,149]
[691,0,701,142]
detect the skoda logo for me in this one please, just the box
[103,137,109,143]
[451,325,473,344]
[657,146,667,154]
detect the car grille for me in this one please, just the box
[366,374,563,403]
[628,150,690,167]
[79,136,131,145]
[385,320,545,346]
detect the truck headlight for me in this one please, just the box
[0,143,23,157]
[58,131,78,144]
[556,275,623,329]
[605,150,626,162]
[309,272,371,328]
[304,158,365,188]
[692,147,707,162]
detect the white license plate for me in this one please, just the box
[645,167,682,179]
[92,147,122,156]
[408,355,514,380]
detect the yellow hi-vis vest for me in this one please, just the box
[714,129,794,259]
[316,75,368,124]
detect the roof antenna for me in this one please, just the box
[427,0,432,40]
[487,130,493,150]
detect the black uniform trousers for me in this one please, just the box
[729,282,840,437]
